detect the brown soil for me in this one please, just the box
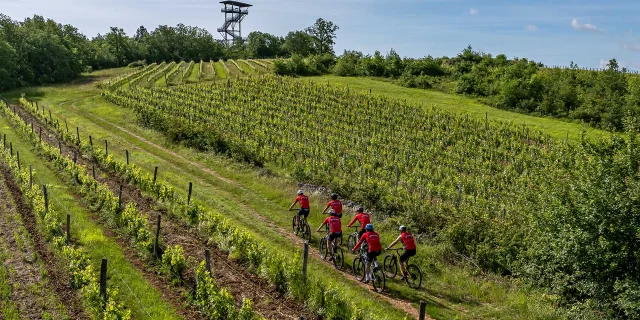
[12,104,310,319]
[0,165,87,319]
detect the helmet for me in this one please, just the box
[297,190,304,195]
[365,224,374,231]
[328,209,336,216]
[357,206,364,212]
[399,225,407,232]
[331,193,338,200]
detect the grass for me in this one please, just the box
[0,69,568,319]
[0,111,181,319]
[214,61,228,78]
[303,75,610,142]
[185,61,201,83]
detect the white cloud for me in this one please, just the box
[525,24,538,31]
[571,18,602,32]
[623,43,640,52]
[469,8,478,16]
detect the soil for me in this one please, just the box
[12,104,310,319]
[0,165,87,319]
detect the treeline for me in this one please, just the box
[276,46,640,131]
[0,14,337,92]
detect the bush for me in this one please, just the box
[127,60,147,68]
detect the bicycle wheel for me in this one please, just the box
[405,264,422,289]
[333,247,344,270]
[302,223,311,242]
[352,257,365,282]
[291,215,299,235]
[319,238,328,260]
[371,266,386,293]
[347,233,357,251]
[383,255,398,279]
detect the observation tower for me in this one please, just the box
[217,1,252,46]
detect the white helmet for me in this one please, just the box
[297,190,304,195]
[399,225,407,232]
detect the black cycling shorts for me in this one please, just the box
[297,208,310,217]
[329,212,343,219]
[358,229,366,238]
[367,250,382,262]
[400,249,416,262]
[329,232,342,241]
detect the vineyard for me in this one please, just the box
[107,59,273,90]
[101,74,640,318]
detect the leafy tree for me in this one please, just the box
[282,31,315,57]
[305,18,339,55]
[245,31,284,58]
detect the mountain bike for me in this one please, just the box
[352,243,385,293]
[318,224,344,270]
[346,225,361,250]
[289,208,311,242]
[383,248,422,289]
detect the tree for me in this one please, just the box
[282,31,314,57]
[305,18,339,55]
[245,31,284,58]
[134,26,149,41]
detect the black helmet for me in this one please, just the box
[357,206,364,212]
[331,193,338,200]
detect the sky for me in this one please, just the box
[2,0,640,70]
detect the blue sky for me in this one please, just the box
[2,0,640,69]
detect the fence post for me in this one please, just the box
[92,165,96,180]
[89,135,93,146]
[9,142,12,157]
[76,127,80,144]
[153,166,158,184]
[205,249,211,275]
[154,214,162,259]
[58,141,62,154]
[39,127,42,142]
[65,120,69,133]
[43,185,48,213]
[29,165,33,188]
[105,140,108,157]
[302,241,309,283]
[49,110,52,124]
[73,150,78,164]
[100,258,107,309]
[187,182,193,205]
[118,185,123,210]
[419,301,427,320]
[125,150,129,165]
[66,214,71,244]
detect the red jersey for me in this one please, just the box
[354,231,382,252]
[328,200,342,214]
[400,232,416,250]
[295,195,310,209]
[348,213,370,230]
[323,216,342,233]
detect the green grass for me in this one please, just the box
[185,61,201,83]
[0,69,568,319]
[304,75,610,142]
[214,61,228,78]
[0,111,181,319]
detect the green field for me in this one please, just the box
[0,68,578,319]
[306,75,609,142]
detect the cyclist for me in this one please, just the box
[316,213,342,261]
[321,193,343,218]
[346,207,370,238]
[385,225,416,280]
[288,190,310,229]
[352,223,382,283]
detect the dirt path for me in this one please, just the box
[13,103,309,320]
[0,165,87,319]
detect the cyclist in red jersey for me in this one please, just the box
[347,207,370,238]
[316,214,342,260]
[322,193,343,218]
[288,190,310,229]
[386,225,417,279]
[352,224,382,283]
